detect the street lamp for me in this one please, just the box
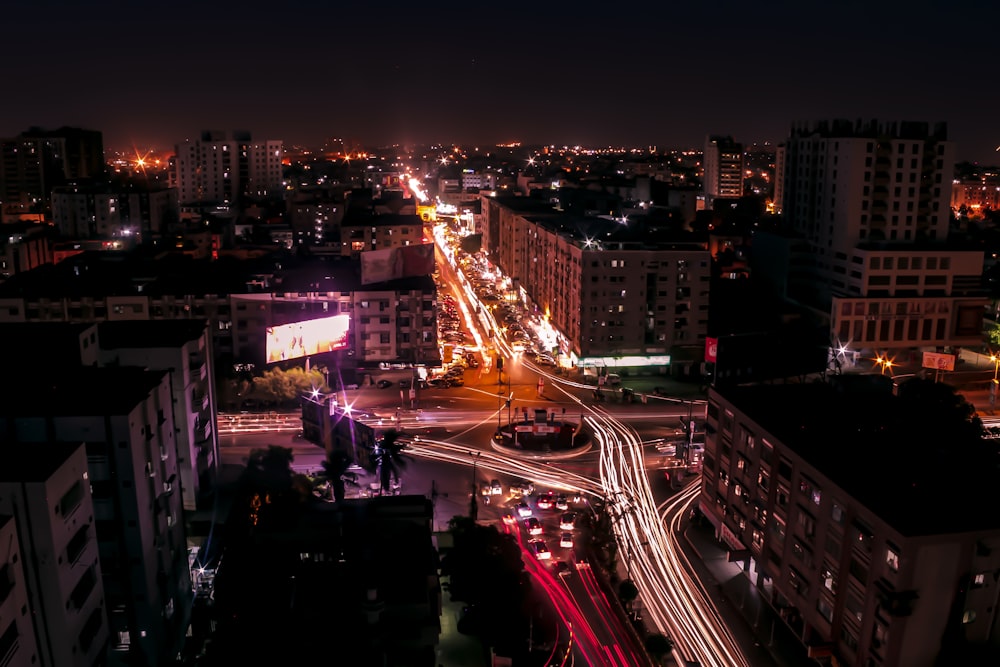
[469,451,481,521]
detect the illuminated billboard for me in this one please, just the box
[266,314,350,363]
[360,243,435,285]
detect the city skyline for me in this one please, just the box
[5,1,1000,162]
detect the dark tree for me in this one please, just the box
[440,516,530,651]
[618,579,639,607]
[644,633,675,664]
[365,429,409,495]
[314,449,358,503]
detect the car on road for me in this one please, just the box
[534,354,556,366]
[554,560,572,577]
[523,518,543,536]
[375,379,393,389]
[512,481,535,497]
[516,502,532,518]
[555,494,568,511]
[489,479,503,496]
[529,540,551,560]
[560,513,577,531]
[536,493,555,510]
[559,532,574,549]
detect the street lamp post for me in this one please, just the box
[469,451,481,521]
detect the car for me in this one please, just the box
[554,560,572,577]
[516,502,532,518]
[512,481,535,497]
[448,377,465,387]
[555,495,568,511]
[535,354,556,367]
[489,479,503,496]
[427,378,449,388]
[536,493,555,510]
[375,379,393,389]
[559,532,574,549]
[560,513,577,531]
[523,518,543,536]
[529,540,551,560]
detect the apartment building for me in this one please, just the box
[0,367,191,666]
[98,320,219,511]
[0,126,105,214]
[0,222,53,283]
[0,252,439,368]
[51,184,179,240]
[0,513,38,667]
[699,380,1000,666]
[339,213,428,257]
[779,119,986,352]
[486,196,709,368]
[0,443,107,667]
[170,130,283,205]
[703,135,744,205]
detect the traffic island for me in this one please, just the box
[490,409,591,460]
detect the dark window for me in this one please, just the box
[59,480,84,517]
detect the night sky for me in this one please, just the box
[5,0,999,161]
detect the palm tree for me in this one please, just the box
[365,429,409,496]
[314,449,359,503]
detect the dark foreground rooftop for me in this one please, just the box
[713,377,999,537]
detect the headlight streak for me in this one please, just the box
[588,408,751,667]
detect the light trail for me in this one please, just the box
[586,405,751,667]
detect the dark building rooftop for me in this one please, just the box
[0,442,83,482]
[714,379,999,537]
[99,319,209,349]
[0,322,97,367]
[0,366,167,417]
[524,213,706,251]
[789,119,948,141]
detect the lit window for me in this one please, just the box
[885,547,900,572]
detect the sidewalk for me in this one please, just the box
[679,520,816,667]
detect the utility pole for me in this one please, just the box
[469,451,481,521]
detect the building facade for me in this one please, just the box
[699,382,1000,666]
[170,131,283,205]
[51,185,179,240]
[703,135,744,204]
[0,443,107,667]
[98,320,219,512]
[0,368,191,666]
[779,119,985,352]
[0,514,40,667]
[339,214,428,257]
[0,127,105,214]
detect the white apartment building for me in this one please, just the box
[170,130,283,205]
[98,320,219,512]
[0,514,39,667]
[0,443,107,667]
[704,135,744,204]
[0,368,191,667]
[780,120,986,352]
[460,170,497,191]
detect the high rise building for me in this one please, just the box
[0,513,39,667]
[0,367,191,666]
[703,135,744,205]
[170,131,283,206]
[0,442,108,666]
[777,120,985,353]
[51,183,179,240]
[0,126,105,217]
